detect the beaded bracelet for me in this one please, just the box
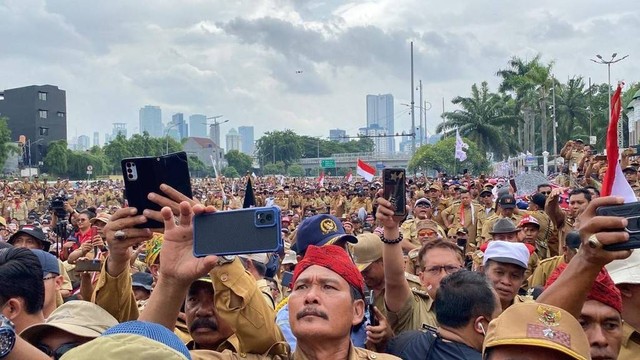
[379,232,403,244]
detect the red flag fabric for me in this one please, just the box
[357,159,376,181]
[601,84,636,202]
[318,171,324,187]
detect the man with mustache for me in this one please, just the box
[138,202,398,359]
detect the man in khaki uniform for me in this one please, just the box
[480,195,522,245]
[560,138,586,170]
[330,187,347,218]
[522,193,554,259]
[441,189,480,247]
[528,230,580,288]
[273,187,289,210]
[400,198,444,251]
[314,188,331,214]
[426,183,449,229]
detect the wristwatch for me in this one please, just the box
[0,314,16,358]
[217,255,236,266]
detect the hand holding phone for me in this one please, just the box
[383,168,406,217]
[365,290,379,326]
[595,202,640,251]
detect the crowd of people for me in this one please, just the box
[0,139,639,359]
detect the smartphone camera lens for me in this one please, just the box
[265,214,273,222]
[126,163,132,168]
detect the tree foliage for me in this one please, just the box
[225,150,253,175]
[409,137,490,175]
[0,118,14,168]
[222,166,240,178]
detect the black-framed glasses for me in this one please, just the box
[36,342,82,359]
[540,191,551,195]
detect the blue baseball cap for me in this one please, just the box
[31,249,60,276]
[102,321,191,360]
[292,214,357,255]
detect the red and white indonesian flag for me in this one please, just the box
[345,170,353,183]
[357,159,376,182]
[601,83,636,202]
[318,171,325,187]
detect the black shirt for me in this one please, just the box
[387,328,482,360]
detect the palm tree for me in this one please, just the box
[436,82,520,159]
[554,77,590,146]
[497,55,554,153]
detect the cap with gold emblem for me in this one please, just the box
[292,214,358,255]
[351,233,382,272]
[483,303,590,360]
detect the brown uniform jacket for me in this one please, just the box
[190,343,399,360]
[619,321,640,360]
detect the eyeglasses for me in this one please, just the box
[418,230,438,238]
[540,191,551,195]
[43,275,57,281]
[415,204,431,208]
[423,265,462,276]
[36,342,82,359]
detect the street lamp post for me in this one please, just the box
[165,122,179,154]
[410,41,416,156]
[591,53,629,148]
[205,116,229,148]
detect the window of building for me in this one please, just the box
[39,127,49,136]
[38,92,47,101]
[39,110,47,119]
[57,112,65,118]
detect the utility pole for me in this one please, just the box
[551,75,558,172]
[410,41,416,156]
[419,80,423,147]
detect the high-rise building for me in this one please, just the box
[0,84,67,166]
[189,114,207,138]
[139,105,163,137]
[77,135,90,151]
[238,126,255,155]
[209,123,222,148]
[359,125,387,156]
[112,123,127,139]
[366,94,395,153]
[329,129,347,143]
[171,113,188,140]
[93,132,100,147]
[225,128,241,152]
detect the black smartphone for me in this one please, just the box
[121,152,193,229]
[281,271,294,289]
[75,259,103,272]
[193,207,282,257]
[365,290,379,326]
[383,168,407,216]
[595,202,640,251]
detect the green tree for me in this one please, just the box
[225,150,253,174]
[256,130,303,168]
[103,134,133,173]
[222,166,240,178]
[43,140,69,175]
[497,55,554,153]
[409,137,490,175]
[554,77,591,148]
[287,164,305,177]
[0,117,14,169]
[263,161,286,175]
[437,82,520,159]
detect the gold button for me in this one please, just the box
[239,353,247,358]
[220,273,228,282]
[369,354,377,359]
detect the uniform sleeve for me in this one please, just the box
[212,258,285,355]
[91,260,139,322]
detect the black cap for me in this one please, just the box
[623,166,637,174]
[530,193,547,209]
[565,231,581,249]
[498,195,516,209]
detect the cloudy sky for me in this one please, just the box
[1,0,638,146]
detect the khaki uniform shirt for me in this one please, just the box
[619,321,640,360]
[330,195,347,217]
[386,289,438,334]
[441,203,481,247]
[274,197,289,211]
[190,343,399,360]
[314,196,331,214]
[475,206,496,245]
[524,210,555,259]
[528,255,565,288]
[430,199,449,229]
[400,218,447,249]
